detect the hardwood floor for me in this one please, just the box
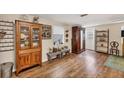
[13,50,124,78]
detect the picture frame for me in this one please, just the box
[42,24,52,39]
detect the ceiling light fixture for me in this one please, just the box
[80,14,88,17]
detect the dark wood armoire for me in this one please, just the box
[72,26,85,54]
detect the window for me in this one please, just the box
[53,26,64,47]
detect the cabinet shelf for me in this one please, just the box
[96,46,108,48]
[95,29,109,54]
[95,30,108,32]
[20,46,30,49]
[96,36,108,38]
[96,41,108,43]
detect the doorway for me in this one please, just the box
[80,28,85,51]
[85,27,95,51]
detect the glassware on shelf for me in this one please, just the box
[20,26,30,49]
[33,42,38,47]
[32,28,40,48]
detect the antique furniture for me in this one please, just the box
[72,26,85,54]
[42,24,52,39]
[16,20,42,75]
[95,29,109,53]
[110,41,119,56]
[47,51,62,61]
[72,26,81,53]
[0,21,14,52]
[47,47,70,61]
[72,26,85,53]
[61,48,70,57]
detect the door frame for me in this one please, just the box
[80,28,85,51]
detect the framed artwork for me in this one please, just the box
[42,24,52,39]
[65,30,69,42]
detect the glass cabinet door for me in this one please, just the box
[31,27,40,48]
[20,26,30,49]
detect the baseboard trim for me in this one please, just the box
[85,49,95,51]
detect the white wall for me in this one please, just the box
[53,26,65,34]
[0,14,72,70]
[85,27,95,50]
[53,25,65,44]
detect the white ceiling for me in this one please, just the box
[38,14,124,27]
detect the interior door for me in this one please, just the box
[85,28,95,50]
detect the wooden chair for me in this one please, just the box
[110,41,119,56]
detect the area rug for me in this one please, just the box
[104,55,124,72]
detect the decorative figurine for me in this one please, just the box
[33,16,39,23]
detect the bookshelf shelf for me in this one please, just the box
[95,29,109,54]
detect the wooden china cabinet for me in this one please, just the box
[15,20,42,75]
